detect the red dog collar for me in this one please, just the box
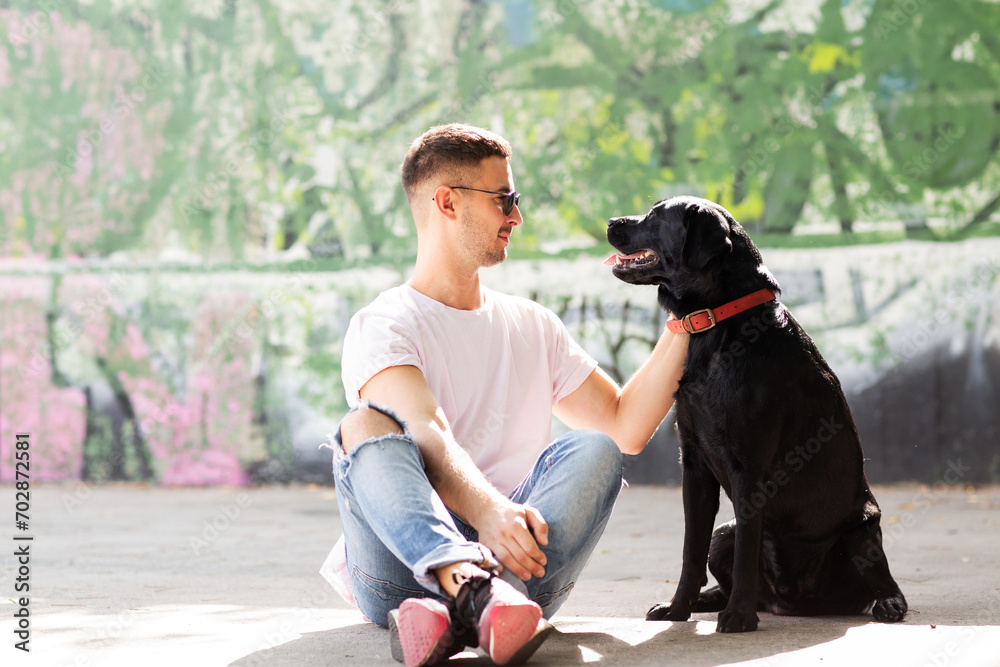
[666,289,777,334]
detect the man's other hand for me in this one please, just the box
[476,500,549,582]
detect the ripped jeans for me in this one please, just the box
[331,403,623,628]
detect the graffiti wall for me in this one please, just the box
[2,237,997,486]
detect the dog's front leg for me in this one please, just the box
[647,459,720,621]
[718,476,763,632]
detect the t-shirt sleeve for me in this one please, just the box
[542,306,599,405]
[341,311,423,408]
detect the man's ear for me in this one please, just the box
[681,202,733,271]
[431,184,459,220]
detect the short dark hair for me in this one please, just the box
[401,124,512,203]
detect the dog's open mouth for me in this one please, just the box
[604,249,659,269]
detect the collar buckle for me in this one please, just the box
[682,308,717,334]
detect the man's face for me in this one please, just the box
[455,156,523,268]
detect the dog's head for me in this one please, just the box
[606,196,778,314]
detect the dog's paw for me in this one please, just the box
[872,595,907,623]
[646,603,691,622]
[692,586,729,612]
[717,609,759,633]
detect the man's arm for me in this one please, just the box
[359,364,548,582]
[553,324,689,455]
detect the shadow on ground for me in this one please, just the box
[230,615,861,666]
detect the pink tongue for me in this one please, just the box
[603,251,646,266]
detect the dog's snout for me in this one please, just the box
[608,215,639,228]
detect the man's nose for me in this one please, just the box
[509,202,524,226]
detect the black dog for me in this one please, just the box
[606,196,907,633]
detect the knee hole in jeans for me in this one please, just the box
[340,405,404,453]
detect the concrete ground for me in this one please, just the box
[2,483,999,667]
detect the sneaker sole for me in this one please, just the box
[486,604,544,665]
[387,610,404,663]
[394,600,452,667]
[503,619,555,666]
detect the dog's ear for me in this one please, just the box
[681,202,733,271]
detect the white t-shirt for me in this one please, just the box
[341,283,598,494]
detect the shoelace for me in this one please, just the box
[452,571,494,639]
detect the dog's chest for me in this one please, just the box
[675,386,739,481]
[673,339,757,485]
[677,342,748,411]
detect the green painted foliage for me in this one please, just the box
[2,0,999,263]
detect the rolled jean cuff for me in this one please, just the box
[412,543,489,596]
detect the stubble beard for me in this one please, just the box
[458,209,507,268]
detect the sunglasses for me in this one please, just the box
[447,186,521,216]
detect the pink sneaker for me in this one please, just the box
[388,597,465,667]
[454,573,554,665]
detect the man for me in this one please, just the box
[328,123,688,666]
